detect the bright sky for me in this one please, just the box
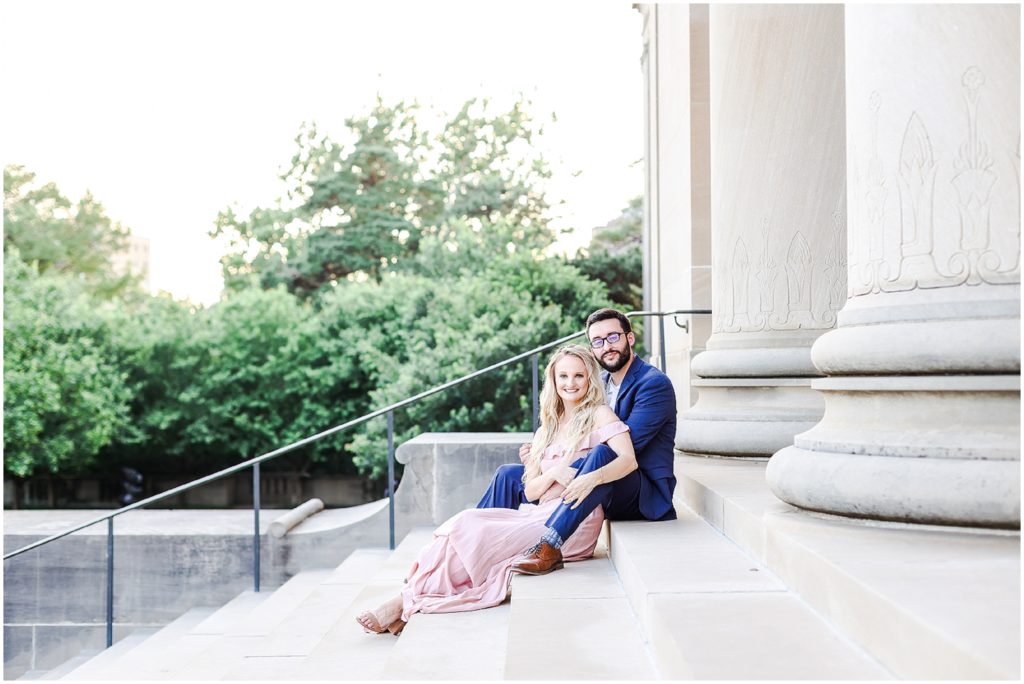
[2,1,644,305]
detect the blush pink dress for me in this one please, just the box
[399,421,629,621]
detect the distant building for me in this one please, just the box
[110,233,150,291]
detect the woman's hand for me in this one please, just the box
[562,471,602,510]
[550,464,578,487]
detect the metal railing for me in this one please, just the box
[3,308,709,647]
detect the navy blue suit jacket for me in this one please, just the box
[599,355,678,521]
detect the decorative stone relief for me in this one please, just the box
[848,68,1021,298]
[850,92,895,298]
[717,237,751,333]
[753,218,778,328]
[953,67,997,253]
[716,215,844,333]
[822,207,846,320]
[892,111,949,289]
[786,232,812,311]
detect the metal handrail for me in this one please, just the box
[3,307,709,645]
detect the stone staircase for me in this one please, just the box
[20,479,895,680]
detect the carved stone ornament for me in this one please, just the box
[849,69,1021,297]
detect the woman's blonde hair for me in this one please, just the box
[523,344,606,480]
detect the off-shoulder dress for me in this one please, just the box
[399,420,630,621]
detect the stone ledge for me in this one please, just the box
[675,453,1021,680]
[607,502,888,679]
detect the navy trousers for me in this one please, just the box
[476,447,646,544]
[476,463,531,509]
[545,444,643,542]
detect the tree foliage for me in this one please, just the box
[3,99,641,489]
[573,195,643,313]
[211,97,554,298]
[325,259,609,477]
[3,251,133,476]
[4,165,138,299]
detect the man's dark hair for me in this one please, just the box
[585,308,632,335]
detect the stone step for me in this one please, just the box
[271,532,435,681]
[33,651,97,680]
[55,631,157,681]
[504,542,659,680]
[382,602,511,680]
[16,648,101,681]
[188,590,269,635]
[321,548,391,585]
[288,582,407,681]
[609,500,891,680]
[371,527,436,583]
[674,453,1022,680]
[115,534,426,680]
[75,572,324,680]
[128,590,274,680]
[62,607,216,680]
[160,569,335,680]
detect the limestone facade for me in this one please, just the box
[640,3,1021,528]
[768,4,1021,528]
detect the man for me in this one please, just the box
[475,307,678,575]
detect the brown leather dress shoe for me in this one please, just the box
[511,542,564,575]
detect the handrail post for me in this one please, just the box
[106,518,113,648]
[253,463,260,593]
[531,353,539,431]
[387,410,396,550]
[659,314,667,371]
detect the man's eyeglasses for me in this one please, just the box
[590,332,624,349]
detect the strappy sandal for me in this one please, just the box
[355,609,390,634]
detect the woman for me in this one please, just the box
[356,344,636,635]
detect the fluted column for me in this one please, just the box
[767,4,1021,527]
[678,4,847,456]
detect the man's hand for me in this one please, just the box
[562,471,602,510]
[518,443,532,464]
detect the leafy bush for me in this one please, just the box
[3,251,132,476]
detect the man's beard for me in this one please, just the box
[596,346,632,373]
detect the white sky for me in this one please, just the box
[2,0,644,305]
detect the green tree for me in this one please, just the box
[314,259,610,478]
[573,195,643,312]
[3,250,133,477]
[3,165,139,299]
[102,285,376,477]
[212,97,555,298]
[434,97,551,234]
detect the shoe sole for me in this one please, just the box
[511,561,564,576]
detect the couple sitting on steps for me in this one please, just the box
[357,308,678,636]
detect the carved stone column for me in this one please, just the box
[638,3,713,414]
[678,4,847,456]
[767,4,1021,527]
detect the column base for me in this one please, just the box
[677,378,824,457]
[766,375,1021,528]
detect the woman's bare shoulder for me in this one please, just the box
[593,404,621,427]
